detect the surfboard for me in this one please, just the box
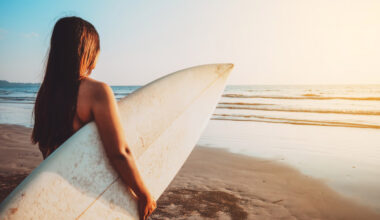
[0,63,233,219]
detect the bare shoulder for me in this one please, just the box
[80,77,114,101]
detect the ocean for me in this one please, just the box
[1,84,380,211]
[1,84,380,129]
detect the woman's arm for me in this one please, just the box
[91,82,156,219]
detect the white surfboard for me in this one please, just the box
[0,63,233,219]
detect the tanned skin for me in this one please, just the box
[72,55,156,220]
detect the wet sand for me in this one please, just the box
[0,124,379,219]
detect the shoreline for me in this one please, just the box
[0,124,379,219]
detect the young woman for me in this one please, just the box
[31,16,156,220]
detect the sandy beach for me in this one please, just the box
[0,124,379,219]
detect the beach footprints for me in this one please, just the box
[151,188,248,220]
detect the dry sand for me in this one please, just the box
[0,124,379,219]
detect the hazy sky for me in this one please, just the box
[1,0,380,85]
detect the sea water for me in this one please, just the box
[2,84,380,128]
[1,84,380,212]
[0,85,139,127]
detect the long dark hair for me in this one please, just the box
[32,16,100,159]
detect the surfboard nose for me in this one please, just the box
[216,63,234,76]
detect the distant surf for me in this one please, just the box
[223,94,380,101]
[0,84,379,129]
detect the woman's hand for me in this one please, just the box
[138,192,157,220]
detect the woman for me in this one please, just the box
[31,16,156,220]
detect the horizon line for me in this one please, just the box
[1,80,380,87]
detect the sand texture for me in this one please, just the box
[0,124,379,219]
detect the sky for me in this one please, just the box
[0,0,380,85]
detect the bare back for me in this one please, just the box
[73,77,101,132]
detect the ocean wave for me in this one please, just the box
[211,114,380,129]
[217,104,380,116]
[0,97,36,102]
[0,90,11,95]
[302,93,320,97]
[222,94,380,101]
[219,102,274,106]
[114,92,132,97]
[21,90,38,94]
